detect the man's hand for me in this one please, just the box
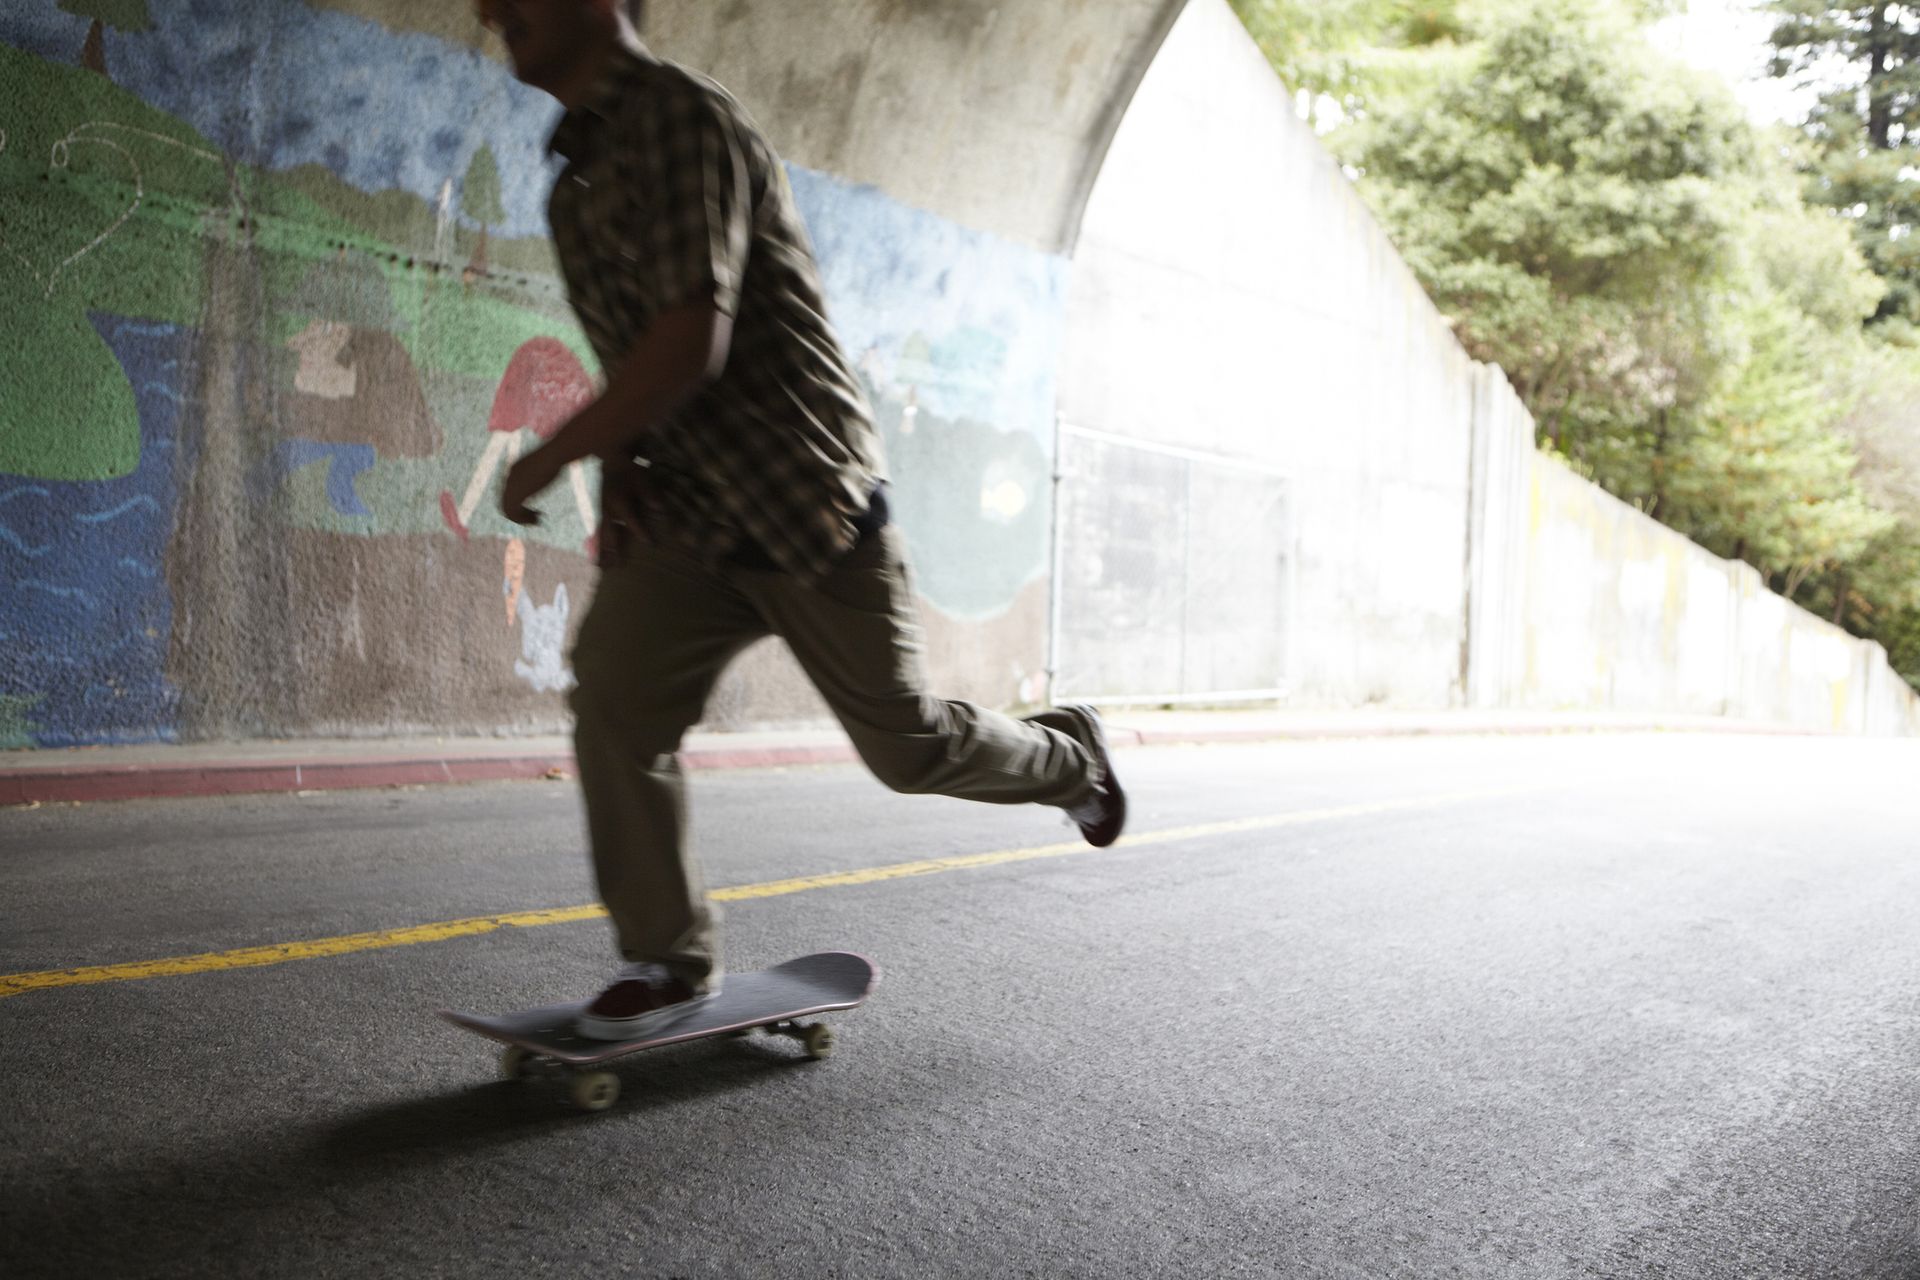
[501,447,564,526]
[494,301,731,537]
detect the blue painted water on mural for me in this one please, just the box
[2,0,562,238]
[0,316,188,746]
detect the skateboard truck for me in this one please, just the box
[495,1018,840,1112]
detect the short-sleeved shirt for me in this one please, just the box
[546,41,885,581]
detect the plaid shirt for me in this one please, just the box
[547,42,885,581]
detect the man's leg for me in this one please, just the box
[741,525,1105,811]
[568,545,767,990]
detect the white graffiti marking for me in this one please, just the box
[0,120,224,299]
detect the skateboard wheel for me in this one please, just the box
[801,1024,835,1059]
[500,1045,532,1081]
[570,1071,620,1112]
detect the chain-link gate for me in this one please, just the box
[1049,423,1292,704]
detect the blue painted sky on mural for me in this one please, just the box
[3,0,563,238]
[792,169,1067,443]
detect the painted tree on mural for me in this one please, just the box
[58,0,152,78]
[463,144,505,276]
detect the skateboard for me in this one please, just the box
[439,950,878,1111]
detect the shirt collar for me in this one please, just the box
[547,38,656,162]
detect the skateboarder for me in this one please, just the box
[477,0,1125,1040]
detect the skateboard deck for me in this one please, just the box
[440,950,877,1110]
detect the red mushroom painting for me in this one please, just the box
[440,336,599,554]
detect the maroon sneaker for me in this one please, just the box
[576,964,718,1041]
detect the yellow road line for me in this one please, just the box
[0,787,1514,999]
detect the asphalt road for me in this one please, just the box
[3,733,1919,1279]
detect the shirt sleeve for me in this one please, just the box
[640,90,751,319]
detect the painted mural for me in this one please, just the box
[1,0,1067,747]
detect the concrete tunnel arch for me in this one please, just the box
[647,0,1194,257]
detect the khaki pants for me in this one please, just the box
[567,524,1096,987]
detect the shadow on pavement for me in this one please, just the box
[5,1040,818,1279]
[317,1037,810,1168]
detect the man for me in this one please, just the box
[479,0,1125,1039]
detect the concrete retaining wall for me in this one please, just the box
[1464,361,1920,734]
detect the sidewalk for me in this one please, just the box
[0,709,1815,807]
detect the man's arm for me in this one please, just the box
[500,299,734,525]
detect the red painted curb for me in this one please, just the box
[681,743,859,771]
[0,755,574,807]
[0,743,868,806]
[0,719,1822,807]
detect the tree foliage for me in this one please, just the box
[1336,0,1762,503]
[1226,0,1477,127]
[1766,1,1920,324]
[1664,295,1895,597]
[1760,1,1920,664]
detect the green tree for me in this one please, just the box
[1765,3,1920,670]
[1664,295,1895,599]
[1807,342,1920,654]
[1228,0,1684,127]
[1766,1,1920,325]
[1227,0,1474,127]
[58,0,153,78]
[1337,0,1756,505]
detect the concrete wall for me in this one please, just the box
[0,0,1185,747]
[1061,0,1920,734]
[1467,367,1920,734]
[1062,0,1477,708]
